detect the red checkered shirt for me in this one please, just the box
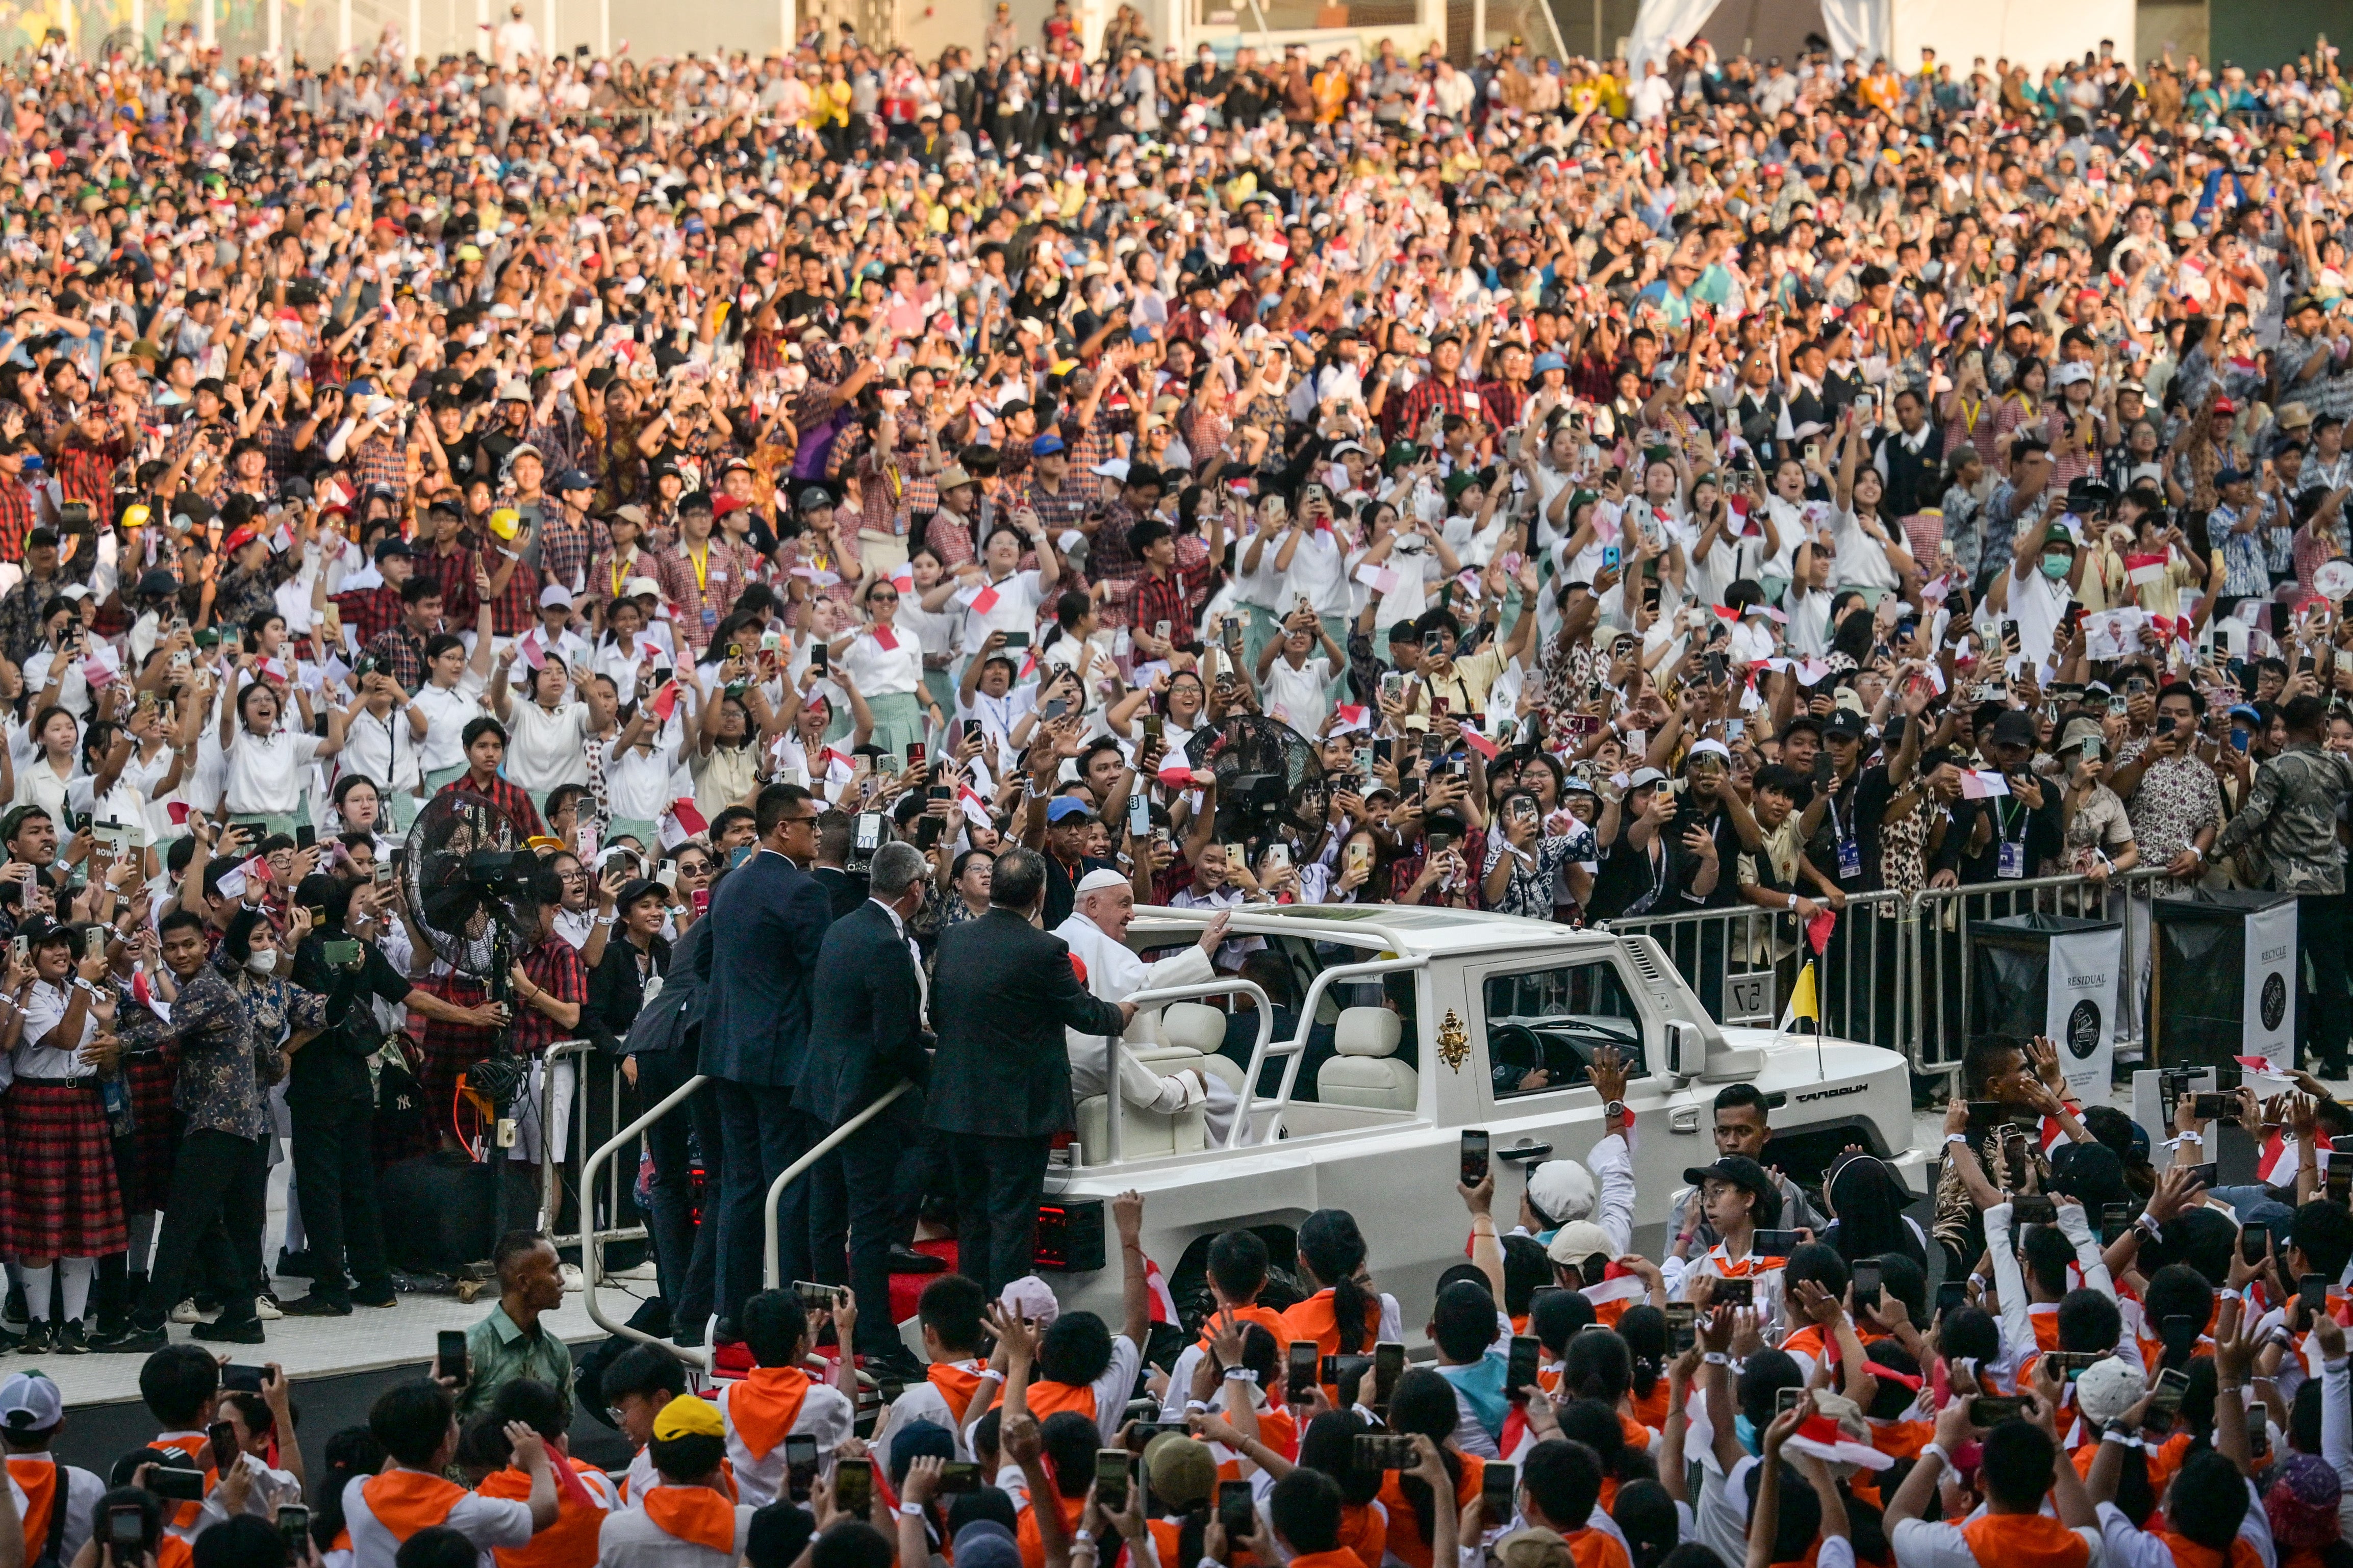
[1387,373,1483,444]
[56,426,126,509]
[1133,567,1192,648]
[536,514,596,595]
[346,430,409,503]
[437,771,547,839]
[478,545,541,639]
[332,584,406,648]
[653,537,761,654]
[511,932,586,1055]
[414,542,479,626]
[0,479,33,564]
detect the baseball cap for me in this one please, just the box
[1546,1220,1616,1267]
[554,469,594,493]
[538,584,572,609]
[0,1371,62,1434]
[1988,710,2040,749]
[1524,1159,1596,1228]
[1682,1155,1782,1224]
[1045,798,1094,825]
[372,537,415,561]
[1032,434,1067,457]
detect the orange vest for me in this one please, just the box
[1957,1512,2091,1568]
[1016,1490,1086,1568]
[639,1487,738,1554]
[7,1456,58,1551]
[360,1471,467,1543]
[724,1367,811,1462]
[1377,1457,1484,1568]
[1280,1290,1383,1359]
[928,1361,989,1425]
[478,1458,608,1568]
[1337,1503,1387,1568]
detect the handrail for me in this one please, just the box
[1098,980,1273,1164]
[763,1082,917,1290]
[578,1069,713,1368]
[1252,955,1430,1142]
[537,1040,594,1235]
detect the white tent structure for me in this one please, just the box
[1627,0,2131,72]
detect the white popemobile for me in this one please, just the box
[1022,903,1928,1336]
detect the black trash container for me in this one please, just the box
[1970,912,2124,1097]
[2150,890,2301,1070]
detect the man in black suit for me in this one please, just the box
[927,846,1134,1295]
[811,810,866,920]
[799,839,933,1380]
[695,783,836,1339]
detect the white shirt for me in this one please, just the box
[339,703,424,795]
[341,1470,533,1568]
[1891,1515,2102,1568]
[503,699,593,795]
[413,670,489,775]
[2093,1480,2269,1568]
[1260,655,1333,738]
[955,569,1048,652]
[4,1453,103,1566]
[1279,528,1350,619]
[717,1379,858,1508]
[597,1493,755,1568]
[838,628,925,699]
[18,976,99,1079]
[222,726,325,816]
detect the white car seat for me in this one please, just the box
[1315,1007,1419,1112]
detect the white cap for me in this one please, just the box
[0,1371,62,1434]
[623,576,662,598]
[2074,1357,2146,1425]
[1525,1159,1596,1229]
[1090,458,1131,481]
[999,1275,1060,1329]
[1545,1220,1615,1266]
[538,584,572,609]
[1074,868,1130,895]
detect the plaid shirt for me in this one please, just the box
[537,513,596,595]
[56,424,126,508]
[653,537,761,654]
[1389,372,1482,443]
[364,624,430,693]
[512,932,587,1054]
[1022,476,1090,549]
[479,545,541,638]
[439,771,547,838]
[415,542,480,625]
[1086,495,1143,586]
[1133,565,1191,647]
[0,479,32,564]
[347,430,408,503]
[333,584,406,648]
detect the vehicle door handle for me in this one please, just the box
[1496,1142,1552,1163]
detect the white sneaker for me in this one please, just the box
[559,1264,586,1293]
[169,1299,205,1324]
[254,1296,283,1321]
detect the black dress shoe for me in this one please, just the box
[352,1286,399,1308]
[276,1294,353,1317]
[191,1317,267,1345]
[711,1318,741,1346]
[275,1249,318,1278]
[52,1319,88,1355]
[887,1245,946,1274]
[91,1322,168,1354]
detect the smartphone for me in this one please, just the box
[2010,1194,2058,1224]
[10,935,25,966]
[809,642,828,675]
[1216,1478,1254,1537]
[1969,1396,2023,1425]
[1752,1229,1801,1259]
[436,1329,468,1388]
[208,1420,238,1473]
[1665,1301,1697,1354]
[853,814,882,855]
[1481,1461,1515,1516]
[690,888,711,916]
[2000,619,2019,650]
[793,1280,844,1311]
[2159,1315,2200,1357]
[1461,1128,1490,1186]
[1372,1342,1405,1412]
[906,742,926,771]
[1935,1279,1969,1316]
[938,1461,981,1493]
[1127,791,1150,837]
[147,1467,207,1502]
[1852,1261,1882,1301]
[277,1506,310,1557]
[960,718,983,744]
[220,1365,269,1394]
[1000,631,1030,650]
[2250,1408,2271,1461]
[2243,1223,2270,1265]
[2304,1275,2331,1315]
[2181,1162,2220,1190]
[2147,1366,2191,1417]
[785,1433,820,1503]
[2045,1350,2104,1381]
[1287,1342,1319,1403]
[1506,1335,1540,1398]
[1353,1433,1415,1470]
[2190,1092,2236,1120]
[294,822,316,851]
[1712,1277,1753,1307]
[1095,1450,1131,1513]
[2101,1202,2135,1245]
[108,1505,145,1554]
[834,1457,872,1516]
[1777,1386,1804,1415]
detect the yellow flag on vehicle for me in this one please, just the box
[1781,960,1819,1031]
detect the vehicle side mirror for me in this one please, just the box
[1663,1019,1700,1078]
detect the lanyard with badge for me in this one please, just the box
[1994,795,2029,879]
[1826,778,1861,879]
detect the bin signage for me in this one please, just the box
[2244,902,2297,1064]
[2046,926,2122,1102]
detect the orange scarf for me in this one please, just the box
[159,1538,193,1568]
[1567,1528,1633,1568]
[641,1487,738,1554]
[147,1438,215,1530]
[1958,1512,2091,1568]
[1015,1490,1086,1568]
[1337,1503,1387,1568]
[478,1459,607,1568]
[1378,1457,1484,1568]
[725,1367,811,1462]
[929,1361,989,1424]
[1198,1305,1293,1353]
[1289,1552,1372,1568]
[2159,1534,2264,1568]
[8,1457,57,1550]
[990,1379,1097,1426]
[361,1471,467,1542]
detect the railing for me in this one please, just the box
[578,1069,711,1368]
[534,1039,650,1261]
[762,1082,917,1290]
[1602,866,2178,1087]
[1091,979,1272,1165]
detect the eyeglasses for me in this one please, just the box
[778,813,820,828]
[677,861,711,876]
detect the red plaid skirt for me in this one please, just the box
[416,974,495,1138]
[114,1044,183,1213]
[2,1082,128,1257]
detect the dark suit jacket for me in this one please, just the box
[926,907,1128,1139]
[624,919,709,1060]
[813,865,866,921]
[694,850,836,1088]
[798,901,930,1125]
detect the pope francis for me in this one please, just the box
[1055,867,1242,1145]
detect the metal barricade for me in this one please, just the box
[1602,868,2177,1087]
[535,1039,650,1261]
[579,1071,711,1368]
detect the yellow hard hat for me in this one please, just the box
[488,508,523,542]
[119,503,150,528]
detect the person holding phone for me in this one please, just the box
[342,1381,557,1568]
[713,1289,858,1507]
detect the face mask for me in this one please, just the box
[246,949,277,975]
[2040,553,2071,580]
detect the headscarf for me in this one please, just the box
[2266,1454,2343,1555]
[1825,1153,1926,1267]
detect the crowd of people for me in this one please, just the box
[1,4,2352,1568]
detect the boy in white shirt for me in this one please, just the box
[342,1380,554,1568]
[715,1289,858,1508]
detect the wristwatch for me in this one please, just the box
[1604,1100,1627,1122]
